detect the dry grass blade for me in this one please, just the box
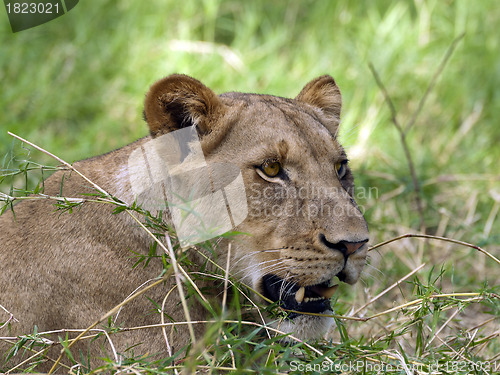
[116,319,335,365]
[352,263,426,316]
[424,308,460,349]
[0,304,18,330]
[48,272,173,374]
[4,346,53,374]
[161,285,178,360]
[165,233,197,342]
[192,250,274,339]
[222,243,232,313]
[366,293,489,321]
[126,211,209,305]
[213,243,236,371]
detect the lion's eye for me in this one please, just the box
[335,161,347,179]
[261,161,281,177]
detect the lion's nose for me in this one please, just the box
[340,240,368,256]
[319,234,368,257]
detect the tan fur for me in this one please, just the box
[0,74,368,370]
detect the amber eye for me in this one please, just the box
[335,161,347,178]
[262,161,281,177]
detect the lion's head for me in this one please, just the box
[144,74,369,340]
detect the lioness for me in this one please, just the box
[0,74,369,368]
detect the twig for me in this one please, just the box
[368,35,465,233]
[405,33,465,134]
[8,132,109,196]
[368,233,500,265]
[367,64,404,134]
[368,63,426,232]
[466,317,497,333]
[0,191,86,204]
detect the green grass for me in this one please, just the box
[1,0,499,373]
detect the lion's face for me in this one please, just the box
[144,74,369,340]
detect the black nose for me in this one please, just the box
[319,234,368,257]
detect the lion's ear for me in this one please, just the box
[295,75,342,135]
[144,74,223,137]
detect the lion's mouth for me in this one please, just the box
[261,274,339,318]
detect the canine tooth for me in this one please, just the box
[313,285,339,299]
[295,286,305,303]
[310,284,339,299]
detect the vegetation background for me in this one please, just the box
[1,0,499,373]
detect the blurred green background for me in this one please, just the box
[1,0,499,247]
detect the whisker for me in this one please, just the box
[236,263,290,283]
[279,273,295,299]
[232,248,286,268]
[234,259,288,277]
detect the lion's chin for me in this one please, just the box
[272,313,334,341]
